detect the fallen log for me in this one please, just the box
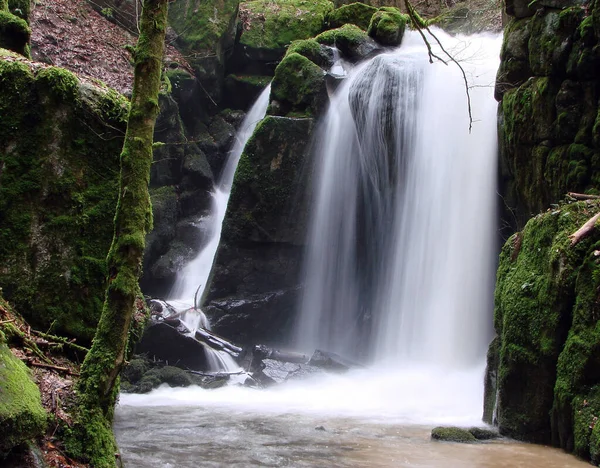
[567,192,600,201]
[27,360,80,376]
[569,212,600,246]
[194,327,243,356]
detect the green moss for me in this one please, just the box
[492,202,600,442]
[0,9,30,56]
[285,39,332,68]
[226,73,271,87]
[0,340,47,452]
[327,2,377,30]
[367,8,408,46]
[224,115,314,243]
[8,0,30,21]
[431,427,477,443]
[0,58,127,343]
[270,52,326,117]
[240,0,334,50]
[168,0,239,54]
[315,22,368,46]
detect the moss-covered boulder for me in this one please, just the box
[431,427,477,443]
[0,58,129,342]
[315,23,381,61]
[485,199,600,458]
[286,39,334,69]
[0,9,30,56]
[237,0,334,64]
[269,52,327,117]
[367,7,408,46]
[0,334,47,453]
[327,2,377,30]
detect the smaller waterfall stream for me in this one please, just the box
[166,84,271,371]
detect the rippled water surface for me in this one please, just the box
[114,404,588,468]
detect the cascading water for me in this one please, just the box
[295,30,500,369]
[166,84,271,371]
[119,31,505,442]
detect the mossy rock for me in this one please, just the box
[270,52,327,117]
[239,0,334,52]
[327,2,377,30]
[486,200,600,445]
[431,427,477,443]
[367,7,408,46]
[0,339,47,452]
[468,426,500,440]
[0,59,128,343]
[315,23,381,61]
[8,0,31,21]
[286,39,334,68]
[0,10,30,57]
[223,74,272,110]
[223,115,314,244]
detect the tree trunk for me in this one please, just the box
[67,1,168,466]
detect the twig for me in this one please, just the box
[31,330,89,354]
[567,192,600,201]
[405,0,474,131]
[27,360,80,376]
[569,212,600,246]
[193,283,203,311]
[0,319,15,325]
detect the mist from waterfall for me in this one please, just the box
[295,30,501,368]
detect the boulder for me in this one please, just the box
[308,349,357,371]
[223,74,272,110]
[136,322,209,371]
[0,9,30,57]
[367,7,408,47]
[0,338,47,453]
[286,39,335,69]
[233,0,334,72]
[431,427,477,443]
[327,3,378,31]
[315,24,383,62]
[270,52,328,117]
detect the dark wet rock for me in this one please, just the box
[204,288,301,346]
[223,74,272,111]
[315,425,327,431]
[431,427,477,443]
[136,322,209,371]
[308,349,358,371]
[468,427,500,440]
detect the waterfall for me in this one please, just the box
[169,84,271,307]
[166,84,271,371]
[295,30,501,368]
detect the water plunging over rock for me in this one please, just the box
[295,30,501,366]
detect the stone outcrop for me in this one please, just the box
[496,0,600,232]
[484,199,600,462]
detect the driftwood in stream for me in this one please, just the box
[195,328,242,356]
[569,212,600,246]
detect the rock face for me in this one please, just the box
[496,0,600,232]
[484,199,600,462]
[0,59,127,342]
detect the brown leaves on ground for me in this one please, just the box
[30,0,189,95]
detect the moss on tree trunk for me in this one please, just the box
[66,1,168,466]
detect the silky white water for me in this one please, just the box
[296,30,501,368]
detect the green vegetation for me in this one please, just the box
[0,58,127,343]
[270,52,326,117]
[327,2,377,30]
[431,427,477,443]
[367,7,408,46]
[0,8,29,56]
[240,0,334,50]
[489,200,600,452]
[0,333,47,453]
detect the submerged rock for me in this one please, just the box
[431,427,477,443]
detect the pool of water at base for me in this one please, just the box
[114,405,589,468]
